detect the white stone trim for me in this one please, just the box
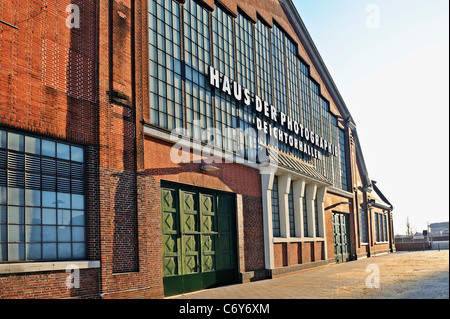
[273,237,326,243]
[0,260,100,275]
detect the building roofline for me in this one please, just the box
[279,0,355,125]
[372,180,393,209]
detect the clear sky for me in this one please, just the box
[292,0,449,235]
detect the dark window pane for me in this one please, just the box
[0,131,6,149]
[25,136,40,154]
[72,194,84,210]
[0,205,6,223]
[42,243,57,260]
[42,140,56,157]
[57,210,71,225]
[26,243,41,260]
[26,189,41,207]
[0,224,6,242]
[0,243,6,260]
[25,207,41,225]
[72,210,84,226]
[42,191,56,208]
[42,209,56,225]
[42,226,56,242]
[71,146,84,163]
[8,206,24,224]
[58,243,71,260]
[8,243,25,261]
[57,193,71,209]
[72,243,85,259]
[72,227,84,242]
[8,188,24,206]
[8,225,24,242]
[8,133,24,152]
[57,143,70,160]
[26,225,41,242]
[0,187,5,205]
[58,226,71,242]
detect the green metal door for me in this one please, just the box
[333,212,351,263]
[162,183,238,297]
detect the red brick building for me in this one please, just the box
[0,0,394,299]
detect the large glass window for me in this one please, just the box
[359,210,368,243]
[310,81,323,174]
[255,20,272,105]
[184,0,213,140]
[299,61,313,165]
[338,128,348,191]
[255,20,273,148]
[286,39,302,159]
[271,25,288,115]
[236,13,257,159]
[271,176,280,237]
[375,213,380,242]
[302,196,308,237]
[321,99,333,181]
[149,0,183,130]
[212,5,237,152]
[271,25,289,154]
[375,212,388,242]
[288,184,295,237]
[147,0,350,189]
[314,198,319,237]
[331,116,341,189]
[0,129,85,262]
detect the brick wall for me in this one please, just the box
[0,0,100,299]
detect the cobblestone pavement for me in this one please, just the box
[171,251,449,299]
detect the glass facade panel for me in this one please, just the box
[0,129,86,262]
[339,128,348,191]
[303,196,308,237]
[321,99,333,181]
[271,176,280,237]
[375,213,380,242]
[236,13,257,159]
[299,61,313,165]
[147,0,350,190]
[149,0,183,130]
[314,198,319,237]
[286,39,301,159]
[359,210,368,243]
[184,0,212,141]
[212,5,237,152]
[255,20,272,105]
[330,116,341,189]
[288,184,295,237]
[310,81,323,174]
[271,25,289,154]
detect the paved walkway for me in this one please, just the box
[171,251,449,299]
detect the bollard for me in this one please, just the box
[438,243,440,252]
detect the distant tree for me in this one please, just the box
[406,217,414,236]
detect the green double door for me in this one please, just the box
[333,212,351,263]
[161,182,238,297]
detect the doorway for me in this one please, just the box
[332,212,351,263]
[161,182,238,296]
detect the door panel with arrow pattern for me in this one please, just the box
[162,182,237,297]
